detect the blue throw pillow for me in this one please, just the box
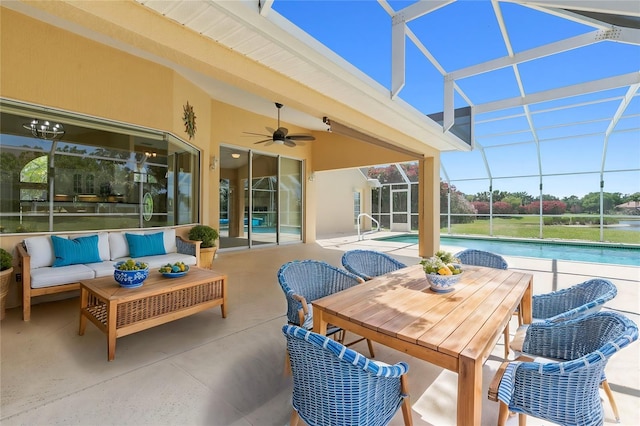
[125,232,166,258]
[51,235,102,267]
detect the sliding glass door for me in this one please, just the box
[280,157,302,243]
[250,153,277,246]
[218,146,302,249]
[218,148,249,249]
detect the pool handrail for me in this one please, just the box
[357,213,380,241]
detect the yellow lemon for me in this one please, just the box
[438,267,452,276]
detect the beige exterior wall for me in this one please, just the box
[0,3,443,310]
[315,169,372,236]
[311,131,418,171]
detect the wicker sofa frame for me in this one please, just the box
[17,229,200,321]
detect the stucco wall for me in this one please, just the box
[315,169,372,236]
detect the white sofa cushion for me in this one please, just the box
[86,260,118,278]
[108,232,129,260]
[113,253,197,270]
[30,264,95,289]
[24,235,66,269]
[162,228,177,253]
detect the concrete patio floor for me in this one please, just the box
[1,233,639,425]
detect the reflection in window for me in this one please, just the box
[0,101,200,233]
[20,156,47,184]
[74,174,82,194]
[19,156,48,201]
[86,175,94,194]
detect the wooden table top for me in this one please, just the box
[313,264,532,363]
[79,267,227,301]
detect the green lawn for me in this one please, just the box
[443,217,640,245]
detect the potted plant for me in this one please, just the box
[0,248,13,320]
[420,250,463,293]
[188,225,219,268]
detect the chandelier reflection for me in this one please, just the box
[23,119,65,140]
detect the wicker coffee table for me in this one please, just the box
[79,267,227,361]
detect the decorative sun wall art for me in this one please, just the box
[182,101,197,140]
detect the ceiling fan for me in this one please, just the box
[243,102,315,147]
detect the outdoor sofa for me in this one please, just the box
[16,228,200,321]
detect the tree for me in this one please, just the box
[502,195,522,211]
[524,201,567,215]
[622,192,640,204]
[367,165,403,184]
[581,192,622,214]
[512,191,534,205]
[472,201,489,214]
[399,163,419,181]
[493,201,513,214]
[441,181,476,224]
[473,190,508,202]
[474,191,490,202]
[562,195,582,214]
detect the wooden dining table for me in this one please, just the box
[312,264,533,425]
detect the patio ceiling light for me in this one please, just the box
[23,119,65,140]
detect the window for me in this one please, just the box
[353,191,361,225]
[0,100,200,234]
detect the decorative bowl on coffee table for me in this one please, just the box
[162,265,190,278]
[114,261,149,288]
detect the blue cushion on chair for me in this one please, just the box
[51,235,102,267]
[125,232,166,258]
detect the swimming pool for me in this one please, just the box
[374,234,640,267]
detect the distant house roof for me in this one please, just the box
[616,201,640,210]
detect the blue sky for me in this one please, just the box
[272,1,640,199]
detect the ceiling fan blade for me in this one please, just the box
[245,104,306,148]
[287,134,315,141]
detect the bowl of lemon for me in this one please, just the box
[159,261,189,278]
[114,259,149,288]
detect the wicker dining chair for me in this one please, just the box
[341,249,407,281]
[455,249,509,270]
[489,311,638,426]
[512,278,621,420]
[283,324,413,426]
[531,277,618,323]
[277,260,375,359]
[454,249,512,358]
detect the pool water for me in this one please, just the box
[374,234,640,267]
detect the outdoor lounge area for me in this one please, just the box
[1,233,638,425]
